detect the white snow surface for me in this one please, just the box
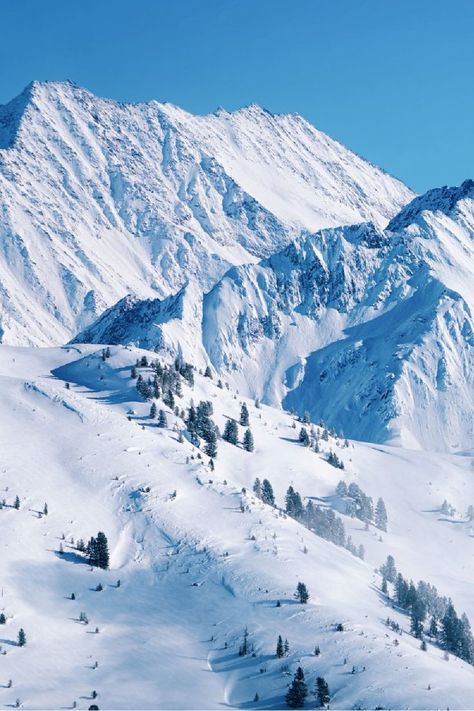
[0,80,413,346]
[2,344,474,709]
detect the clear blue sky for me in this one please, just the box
[1,0,473,192]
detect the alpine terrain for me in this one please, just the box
[1,81,473,710]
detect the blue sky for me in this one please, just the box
[1,0,473,192]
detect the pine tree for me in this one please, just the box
[298,428,310,446]
[296,581,309,604]
[243,428,254,452]
[17,628,26,647]
[158,409,168,428]
[410,602,426,638]
[131,366,137,379]
[204,430,218,458]
[223,419,239,445]
[316,676,330,707]
[163,389,175,409]
[285,667,307,708]
[276,634,284,658]
[380,554,397,583]
[150,402,157,419]
[96,531,109,569]
[429,617,438,638]
[14,496,20,510]
[204,365,213,379]
[261,479,275,506]
[43,502,48,515]
[336,480,347,497]
[375,497,388,531]
[253,478,262,498]
[0,613,6,624]
[240,403,249,427]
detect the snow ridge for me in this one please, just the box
[0,80,413,346]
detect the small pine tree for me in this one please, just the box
[43,502,48,515]
[240,403,250,427]
[285,667,307,708]
[0,613,6,624]
[375,497,388,531]
[223,419,239,445]
[158,409,168,428]
[204,365,212,379]
[17,628,26,647]
[131,366,137,379]
[253,477,262,498]
[316,676,330,707]
[96,532,109,570]
[298,428,310,447]
[150,402,157,419]
[276,634,284,658]
[14,496,20,510]
[243,428,254,452]
[204,430,218,458]
[380,554,397,583]
[261,479,275,506]
[296,581,309,604]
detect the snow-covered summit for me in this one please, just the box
[0,80,413,345]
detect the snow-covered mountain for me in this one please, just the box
[2,343,474,709]
[77,182,474,452]
[0,80,413,346]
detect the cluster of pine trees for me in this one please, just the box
[222,405,254,452]
[252,477,275,506]
[252,478,364,560]
[285,666,330,708]
[186,400,219,457]
[381,555,474,663]
[86,532,109,569]
[133,355,193,404]
[336,481,387,531]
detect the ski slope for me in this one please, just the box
[1,344,474,709]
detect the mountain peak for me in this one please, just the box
[388,178,474,231]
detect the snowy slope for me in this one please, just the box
[2,343,474,709]
[0,80,413,346]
